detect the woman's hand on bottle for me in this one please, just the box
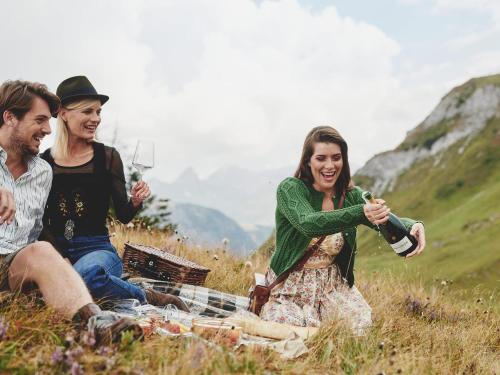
[363,198,390,225]
[405,223,426,258]
[130,180,151,208]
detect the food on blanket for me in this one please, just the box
[223,326,241,346]
[165,320,191,334]
[226,316,318,340]
[138,318,190,336]
[176,322,190,334]
[160,320,190,334]
[138,318,156,337]
[163,321,181,334]
[192,318,242,346]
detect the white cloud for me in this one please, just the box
[432,0,500,16]
[119,0,409,178]
[2,0,496,183]
[446,27,499,51]
[424,0,500,89]
[397,0,423,5]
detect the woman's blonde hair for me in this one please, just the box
[52,98,100,160]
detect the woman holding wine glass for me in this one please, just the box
[259,126,425,334]
[40,76,188,311]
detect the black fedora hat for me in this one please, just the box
[56,75,109,108]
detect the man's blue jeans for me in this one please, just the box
[56,235,146,303]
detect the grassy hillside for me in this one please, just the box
[449,73,500,104]
[397,73,500,152]
[0,223,498,374]
[354,97,500,298]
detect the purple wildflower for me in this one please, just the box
[97,346,112,356]
[72,346,84,357]
[80,331,96,347]
[71,361,84,375]
[0,317,8,340]
[65,346,84,366]
[51,346,64,364]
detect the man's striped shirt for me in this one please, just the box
[0,147,52,254]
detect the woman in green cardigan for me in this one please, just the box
[260,126,426,334]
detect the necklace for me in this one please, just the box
[71,149,93,158]
[56,149,93,167]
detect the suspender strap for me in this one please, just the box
[41,148,54,166]
[41,142,107,174]
[92,142,107,174]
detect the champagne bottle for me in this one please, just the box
[362,191,418,257]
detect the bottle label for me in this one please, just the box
[390,236,413,253]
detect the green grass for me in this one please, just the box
[449,73,500,106]
[1,257,499,374]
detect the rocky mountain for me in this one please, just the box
[169,202,258,257]
[149,165,293,227]
[243,224,275,247]
[356,75,500,195]
[352,74,500,293]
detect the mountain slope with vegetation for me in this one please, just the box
[353,74,500,296]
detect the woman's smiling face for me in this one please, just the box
[309,142,343,194]
[62,100,102,141]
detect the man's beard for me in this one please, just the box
[10,128,36,160]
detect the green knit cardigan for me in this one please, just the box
[269,177,417,287]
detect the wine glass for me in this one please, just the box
[132,140,154,179]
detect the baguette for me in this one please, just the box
[225,316,318,340]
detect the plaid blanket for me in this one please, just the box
[128,277,250,318]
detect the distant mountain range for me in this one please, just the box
[168,203,257,257]
[150,165,293,226]
[149,166,293,255]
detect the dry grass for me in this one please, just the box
[1,223,498,374]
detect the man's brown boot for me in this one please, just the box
[144,289,190,312]
[74,303,144,346]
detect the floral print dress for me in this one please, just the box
[260,233,372,336]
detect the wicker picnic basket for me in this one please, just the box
[122,242,211,286]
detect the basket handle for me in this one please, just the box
[127,259,171,282]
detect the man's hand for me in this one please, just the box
[405,223,426,258]
[0,187,16,224]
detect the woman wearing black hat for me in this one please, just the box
[41,76,188,311]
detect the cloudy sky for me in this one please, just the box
[2,0,499,181]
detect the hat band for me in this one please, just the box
[62,87,99,98]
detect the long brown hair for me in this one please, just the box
[294,126,353,197]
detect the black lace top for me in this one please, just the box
[41,142,139,239]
